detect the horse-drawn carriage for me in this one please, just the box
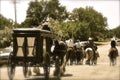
[7,28,57,80]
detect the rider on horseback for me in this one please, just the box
[108,39,119,66]
[84,37,97,51]
[108,40,119,57]
[84,37,99,64]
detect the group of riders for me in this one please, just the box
[65,37,100,65]
[42,22,100,65]
[28,22,119,76]
[42,22,119,66]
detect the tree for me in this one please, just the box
[0,14,14,47]
[21,0,68,27]
[111,25,120,38]
[0,14,13,29]
[68,7,108,40]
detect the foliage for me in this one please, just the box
[0,14,13,29]
[111,25,120,38]
[69,7,108,40]
[0,14,13,48]
[21,0,68,27]
[2,0,118,47]
[20,1,109,41]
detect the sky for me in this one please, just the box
[0,0,120,29]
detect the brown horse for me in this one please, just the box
[85,48,94,65]
[108,47,119,66]
[53,40,67,76]
[66,47,76,65]
[75,47,84,65]
[108,40,119,66]
[85,48,99,65]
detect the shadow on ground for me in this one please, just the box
[25,73,73,80]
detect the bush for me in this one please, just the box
[0,39,10,48]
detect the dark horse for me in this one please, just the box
[75,46,84,65]
[66,47,76,65]
[53,40,67,76]
[108,40,119,66]
[66,46,84,65]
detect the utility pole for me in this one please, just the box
[13,0,17,28]
[0,0,1,15]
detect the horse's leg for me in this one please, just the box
[69,52,73,65]
[85,52,88,64]
[87,58,91,65]
[80,52,84,65]
[70,58,73,65]
[90,57,94,65]
[109,58,112,66]
[66,52,70,65]
[94,58,97,65]
[112,58,115,66]
[78,52,81,65]
[76,52,78,65]
[110,58,114,66]
[88,54,91,65]
[54,56,60,77]
[81,55,84,65]
[90,52,94,65]
[113,58,116,66]
[60,54,67,76]
[115,58,117,65]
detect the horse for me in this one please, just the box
[85,47,99,65]
[66,47,76,65]
[65,39,77,65]
[52,40,67,76]
[85,48,94,65]
[75,47,84,65]
[108,40,119,66]
[108,47,118,66]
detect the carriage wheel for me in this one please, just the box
[44,66,49,80]
[43,53,50,79]
[23,63,28,77]
[7,52,15,80]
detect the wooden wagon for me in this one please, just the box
[7,28,53,80]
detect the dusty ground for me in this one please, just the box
[0,42,120,80]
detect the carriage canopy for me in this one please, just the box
[12,28,53,63]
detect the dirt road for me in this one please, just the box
[0,42,120,80]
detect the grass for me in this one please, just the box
[95,41,109,46]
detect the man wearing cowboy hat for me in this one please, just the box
[84,37,99,65]
[42,21,51,31]
[84,37,97,51]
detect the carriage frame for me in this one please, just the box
[7,28,53,80]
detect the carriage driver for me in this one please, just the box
[33,21,53,75]
[84,37,99,64]
[42,21,53,54]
